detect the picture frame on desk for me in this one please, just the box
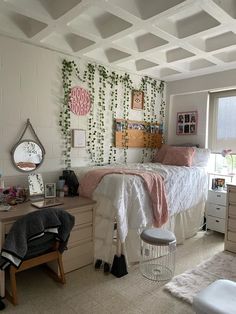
[44,183,56,198]
[212,178,226,190]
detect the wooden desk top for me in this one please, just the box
[0,196,96,223]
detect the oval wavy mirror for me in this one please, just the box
[12,140,45,172]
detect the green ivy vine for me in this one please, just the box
[60,59,166,167]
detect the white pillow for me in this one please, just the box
[192,148,211,167]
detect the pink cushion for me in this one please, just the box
[153,144,169,163]
[162,146,195,167]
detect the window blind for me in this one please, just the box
[208,90,236,153]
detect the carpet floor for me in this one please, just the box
[3,231,224,314]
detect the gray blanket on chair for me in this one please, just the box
[0,208,75,269]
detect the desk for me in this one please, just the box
[0,196,96,297]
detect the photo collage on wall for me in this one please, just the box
[176,111,197,135]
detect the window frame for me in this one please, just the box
[209,89,236,154]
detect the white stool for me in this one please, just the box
[193,279,236,314]
[140,228,176,281]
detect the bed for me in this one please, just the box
[77,146,210,265]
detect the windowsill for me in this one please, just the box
[208,172,235,177]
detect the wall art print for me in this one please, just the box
[176,111,198,135]
[69,86,91,116]
[72,129,86,148]
[131,90,144,110]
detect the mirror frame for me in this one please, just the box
[11,139,45,173]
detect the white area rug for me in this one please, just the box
[164,251,236,304]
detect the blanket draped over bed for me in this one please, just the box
[76,163,208,264]
[79,168,168,228]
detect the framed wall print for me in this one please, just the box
[176,111,198,135]
[131,90,144,110]
[45,183,56,198]
[72,129,86,148]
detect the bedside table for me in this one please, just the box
[206,189,227,233]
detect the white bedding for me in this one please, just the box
[85,163,208,264]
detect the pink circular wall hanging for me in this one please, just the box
[69,86,91,116]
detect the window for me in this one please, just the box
[209,89,236,153]
[208,90,236,175]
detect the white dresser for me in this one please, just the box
[225,184,236,253]
[206,189,227,233]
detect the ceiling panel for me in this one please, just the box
[0,0,236,81]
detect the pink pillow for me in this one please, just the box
[153,144,169,163]
[162,146,195,167]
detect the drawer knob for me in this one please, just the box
[216,195,221,197]
[216,207,220,210]
[216,220,219,223]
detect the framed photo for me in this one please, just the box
[72,129,86,148]
[131,90,144,110]
[176,111,198,135]
[45,183,56,198]
[215,178,225,189]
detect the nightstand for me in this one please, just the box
[206,189,227,233]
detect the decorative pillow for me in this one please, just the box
[152,144,169,163]
[162,146,195,167]
[192,148,211,167]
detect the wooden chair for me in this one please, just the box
[6,233,66,305]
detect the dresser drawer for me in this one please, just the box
[227,231,236,243]
[207,216,225,233]
[68,225,93,246]
[229,191,236,203]
[207,203,226,219]
[228,205,236,218]
[228,218,236,232]
[208,190,226,206]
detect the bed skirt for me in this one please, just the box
[94,197,206,265]
[124,201,205,264]
[165,200,205,244]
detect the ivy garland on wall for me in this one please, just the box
[61,59,166,168]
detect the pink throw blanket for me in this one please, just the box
[79,168,168,227]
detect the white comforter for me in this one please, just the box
[90,163,208,263]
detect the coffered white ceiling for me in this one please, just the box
[1,0,236,81]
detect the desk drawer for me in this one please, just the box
[72,210,93,227]
[208,190,226,206]
[68,225,93,246]
[207,203,226,219]
[63,241,93,273]
[207,216,225,233]
[4,221,15,234]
